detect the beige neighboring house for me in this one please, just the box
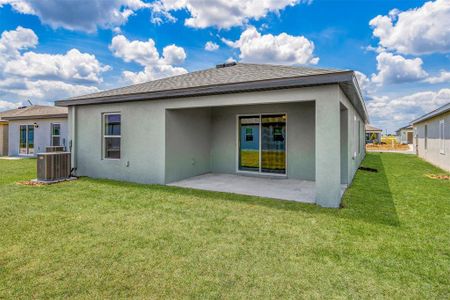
[365,124,382,143]
[0,111,8,156]
[396,125,414,144]
[412,103,449,172]
[1,105,68,157]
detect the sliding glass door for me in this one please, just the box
[19,125,34,155]
[238,116,260,172]
[238,114,286,175]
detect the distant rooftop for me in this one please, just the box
[365,124,382,132]
[0,105,68,121]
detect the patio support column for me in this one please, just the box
[315,97,341,208]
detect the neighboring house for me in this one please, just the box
[412,103,449,172]
[365,124,382,143]
[56,63,368,208]
[396,125,414,144]
[1,105,68,157]
[0,112,8,156]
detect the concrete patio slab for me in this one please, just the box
[168,173,347,203]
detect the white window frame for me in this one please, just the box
[424,124,428,150]
[235,113,288,177]
[439,119,445,154]
[18,124,35,156]
[102,113,121,160]
[50,123,61,146]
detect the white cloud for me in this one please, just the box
[0,79,100,100]
[4,49,110,84]
[0,0,150,32]
[354,71,374,96]
[424,70,450,84]
[205,41,219,51]
[366,88,450,132]
[371,52,428,85]
[0,99,21,111]
[224,26,318,65]
[110,34,188,84]
[0,27,108,103]
[369,0,450,55]
[0,26,37,60]
[150,0,307,29]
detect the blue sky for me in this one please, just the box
[0,0,449,132]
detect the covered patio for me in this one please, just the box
[168,173,347,203]
[164,93,360,207]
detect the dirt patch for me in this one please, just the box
[366,144,410,151]
[425,174,450,180]
[16,180,45,186]
[16,177,78,186]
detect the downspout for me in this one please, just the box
[70,105,77,174]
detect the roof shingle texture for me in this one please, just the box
[69,63,346,101]
[0,105,67,120]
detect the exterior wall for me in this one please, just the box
[70,86,340,184]
[165,108,212,183]
[69,84,367,206]
[7,118,68,156]
[0,123,8,156]
[338,87,366,184]
[414,111,450,172]
[71,102,167,184]
[209,101,315,180]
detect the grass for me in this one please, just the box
[0,153,449,298]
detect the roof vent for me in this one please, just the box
[216,62,237,69]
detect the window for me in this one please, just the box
[424,124,428,150]
[440,120,445,154]
[238,114,287,175]
[103,113,121,159]
[51,123,61,146]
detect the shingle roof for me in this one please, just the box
[0,105,68,121]
[411,102,450,124]
[55,62,368,122]
[68,63,347,101]
[365,124,382,132]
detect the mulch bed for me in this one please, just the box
[16,177,78,186]
[425,174,450,180]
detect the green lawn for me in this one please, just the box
[0,153,449,298]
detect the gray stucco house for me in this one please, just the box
[412,102,449,172]
[56,63,368,208]
[1,105,68,157]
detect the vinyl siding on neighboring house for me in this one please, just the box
[414,111,450,172]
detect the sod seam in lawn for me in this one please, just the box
[0,153,449,298]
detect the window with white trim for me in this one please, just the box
[424,124,428,150]
[103,113,121,159]
[439,120,445,154]
[50,123,61,146]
